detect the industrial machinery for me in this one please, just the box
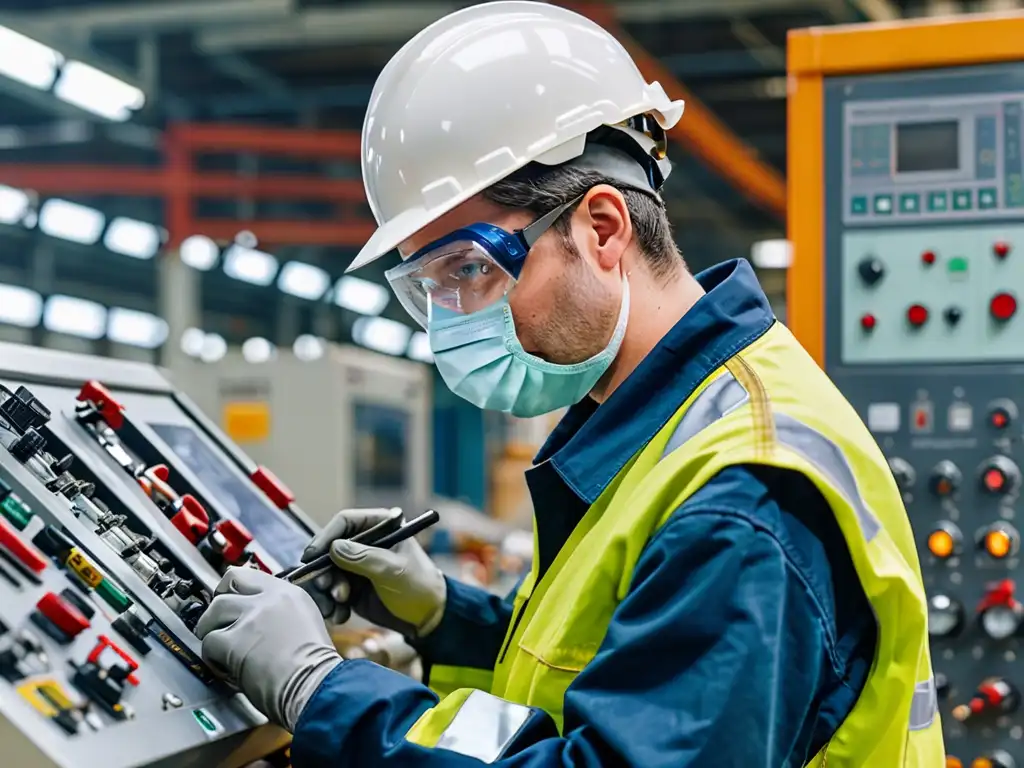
[788,13,1024,767]
[172,345,431,527]
[0,341,318,767]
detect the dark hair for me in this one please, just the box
[482,164,685,278]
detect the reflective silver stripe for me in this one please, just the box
[774,413,881,542]
[909,678,938,731]
[661,372,749,460]
[434,690,533,763]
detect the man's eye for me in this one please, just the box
[456,262,492,279]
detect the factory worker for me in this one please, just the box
[198,2,943,766]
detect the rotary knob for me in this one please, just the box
[858,257,886,286]
[927,593,964,638]
[888,457,916,490]
[929,460,962,497]
[974,751,1017,768]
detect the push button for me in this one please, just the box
[907,304,929,328]
[34,591,91,641]
[0,518,48,575]
[991,292,1017,322]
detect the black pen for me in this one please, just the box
[279,509,440,587]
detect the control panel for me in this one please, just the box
[824,64,1024,765]
[0,342,316,767]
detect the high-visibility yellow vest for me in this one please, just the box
[407,322,944,766]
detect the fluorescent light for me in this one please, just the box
[241,337,276,363]
[293,334,326,362]
[104,217,162,259]
[407,331,433,363]
[0,284,43,327]
[0,26,62,90]
[352,317,411,356]
[43,295,106,339]
[39,198,105,245]
[180,327,206,357]
[200,333,227,363]
[751,239,792,270]
[0,185,31,225]
[278,261,330,300]
[334,276,390,316]
[53,60,145,122]
[223,244,278,286]
[180,235,219,271]
[107,307,168,348]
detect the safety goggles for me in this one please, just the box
[384,195,583,329]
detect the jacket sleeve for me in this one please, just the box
[291,490,843,767]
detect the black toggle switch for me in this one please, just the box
[9,428,46,462]
[943,306,963,326]
[0,386,51,434]
[858,257,886,286]
[50,454,74,474]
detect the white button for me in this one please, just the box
[948,402,973,432]
[867,402,900,433]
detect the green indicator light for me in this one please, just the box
[95,578,132,613]
[0,495,34,531]
[948,257,969,273]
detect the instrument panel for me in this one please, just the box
[0,342,315,767]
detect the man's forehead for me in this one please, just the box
[397,195,529,258]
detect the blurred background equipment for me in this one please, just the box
[788,11,1024,768]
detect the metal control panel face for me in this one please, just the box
[0,344,314,767]
[826,64,1024,767]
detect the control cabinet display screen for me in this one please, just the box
[895,120,959,173]
[353,403,408,492]
[150,423,309,567]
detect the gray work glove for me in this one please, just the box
[196,567,342,732]
[302,507,447,639]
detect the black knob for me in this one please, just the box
[888,457,916,490]
[943,306,963,326]
[0,386,51,433]
[9,428,46,462]
[50,454,74,474]
[929,460,962,497]
[858,257,886,286]
[987,750,1018,768]
[32,526,74,562]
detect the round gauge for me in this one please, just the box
[980,603,1024,640]
[928,594,964,638]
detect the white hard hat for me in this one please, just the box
[347,0,685,273]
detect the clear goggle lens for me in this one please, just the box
[385,241,515,328]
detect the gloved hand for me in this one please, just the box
[302,507,447,639]
[196,567,342,732]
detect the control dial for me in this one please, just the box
[952,678,1020,723]
[979,455,1021,496]
[858,256,885,286]
[979,522,1020,560]
[926,522,962,560]
[888,457,916,491]
[927,594,964,638]
[929,461,962,497]
[977,579,1024,639]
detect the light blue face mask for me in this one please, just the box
[428,275,630,417]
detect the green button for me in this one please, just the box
[953,189,973,210]
[851,196,868,215]
[0,495,33,531]
[948,256,969,273]
[873,194,894,215]
[928,191,948,212]
[979,187,999,209]
[899,193,920,214]
[95,578,132,613]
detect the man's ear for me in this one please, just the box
[573,184,632,272]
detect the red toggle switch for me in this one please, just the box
[978,579,1017,613]
[170,495,210,544]
[87,635,140,686]
[148,464,170,482]
[216,520,253,565]
[0,517,48,574]
[76,381,125,430]
[37,591,90,639]
[251,466,295,510]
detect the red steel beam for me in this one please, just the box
[193,219,376,248]
[0,165,366,202]
[169,124,362,159]
[566,2,787,220]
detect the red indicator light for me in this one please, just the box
[992,410,1010,429]
[921,250,937,265]
[984,469,1006,492]
[860,313,877,331]
[990,292,1018,322]
[907,304,929,327]
[994,241,1011,259]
